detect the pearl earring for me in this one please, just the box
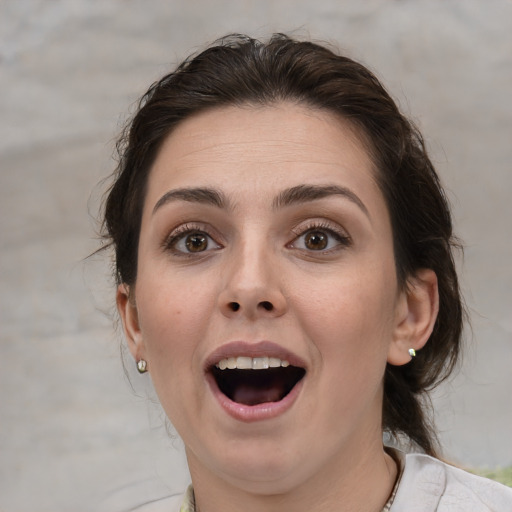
[137,359,148,374]
[408,348,416,358]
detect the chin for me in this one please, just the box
[193,435,320,495]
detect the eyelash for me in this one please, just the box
[163,223,221,256]
[289,221,351,252]
[163,220,351,256]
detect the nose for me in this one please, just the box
[218,244,287,320]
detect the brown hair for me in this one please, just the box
[102,34,464,457]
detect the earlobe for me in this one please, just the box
[387,269,439,366]
[116,284,145,362]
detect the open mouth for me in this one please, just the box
[210,356,306,406]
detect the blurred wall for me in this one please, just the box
[1,1,511,510]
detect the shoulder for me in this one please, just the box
[391,452,512,512]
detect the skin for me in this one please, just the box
[117,103,438,512]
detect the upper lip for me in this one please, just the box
[204,341,307,372]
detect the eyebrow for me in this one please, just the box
[152,183,369,219]
[152,187,228,215]
[272,184,370,218]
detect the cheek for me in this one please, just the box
[294,262,398,377]
[134,273,217,424]
[136,270,216,366]
[300,267,396,336]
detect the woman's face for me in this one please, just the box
[119,103,414,493]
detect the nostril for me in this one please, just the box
[229,302,240,312]
[259,301,273,311]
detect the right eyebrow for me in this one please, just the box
[152,187,228,215]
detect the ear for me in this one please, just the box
[387,269,439,366]
[116,284,146,363]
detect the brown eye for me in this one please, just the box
[290,225,351,253]
[304,231,328,250]
[168,228,221,255]
[185,233,208,252]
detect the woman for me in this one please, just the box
[101,34,512,511]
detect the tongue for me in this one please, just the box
[232,382,285,406]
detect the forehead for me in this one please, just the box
[144,102,382,211]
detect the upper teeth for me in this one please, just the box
[215,356,290,370]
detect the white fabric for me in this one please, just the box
[391,453,512,511]
[130,492,183,511]
[131,453,512,511]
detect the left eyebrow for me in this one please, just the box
[272,184,370,218]
[152,187,229,215]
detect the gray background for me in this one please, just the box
[1,1,511,510]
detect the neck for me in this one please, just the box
[187,438,398,512]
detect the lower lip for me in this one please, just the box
[206,372,304,423]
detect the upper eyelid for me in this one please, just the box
[167,222,215,237]
[291,219,350,239]
[289,221,353,253]
[163,222,219,247]
[162,219,350,247]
